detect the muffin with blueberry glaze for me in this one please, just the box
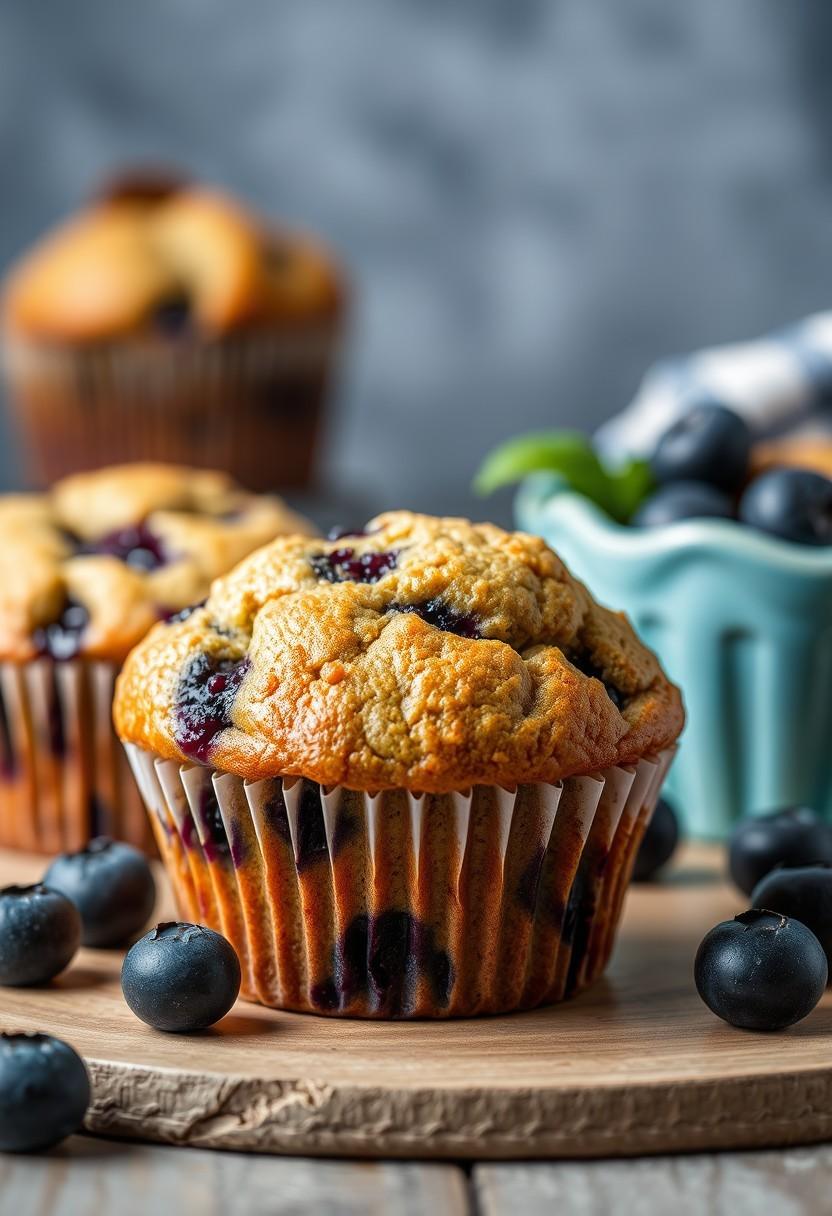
[1,170,344,490]
[0,462,313,854]
[116,511,683,1018]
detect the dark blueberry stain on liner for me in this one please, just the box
[293,780,329,872]
[515,844,546,917]
[174,652,250,764]
[179,815,196,851]
[331,808,360,857]
[312,910,455,1016]
[262,788,291,845]
[0,692,16,780]
[562,847,608,997]
[46,672,66,758]
[195,786,232,864]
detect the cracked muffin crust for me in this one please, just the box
[0,463,314,664]
[115,511,684,791]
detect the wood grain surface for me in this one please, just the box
[0,1137,468,1215]
[474,1147,832,1215]
[3,1138,831,1216]
[2,845,832,1159]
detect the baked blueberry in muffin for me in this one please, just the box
[117,512,682,1017]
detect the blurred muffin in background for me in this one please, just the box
[751,433,832,480]
[0,461,314,855]
[1,170,345,491]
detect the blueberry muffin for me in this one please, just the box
[751,434,832,480]
[1,172,344,490]
[116,512,683,1018]
[0,462,314,854]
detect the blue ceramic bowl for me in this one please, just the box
[516,472,832,839]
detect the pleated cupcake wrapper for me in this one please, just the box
[2,325,341,491]
[126,744,675,1018]
[0,659,151,854]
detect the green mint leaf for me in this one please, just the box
[607,459,656,522]
[474,432,656,522]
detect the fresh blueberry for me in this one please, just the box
[44,838,156,948]
[0,884,80,986]
[632,798,680,882]
[632,481,733,528]
[694,909,827,1030]
[728,807,832,896]
[650,402,752,491]
[0,1033,90,1152]
[121,922,241,1033]
[751,863,832,972]
[739,468,832,546]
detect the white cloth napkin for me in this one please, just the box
[594,313,832,462]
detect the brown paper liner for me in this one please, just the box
[126,745,674,1018]
[2,326,340,491]
[0,660,151,854]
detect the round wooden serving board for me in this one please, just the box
[3,844,832,1160]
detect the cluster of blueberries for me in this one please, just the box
[634,402,832,545]
[0,839,241,1153]
[636,800,832,1031]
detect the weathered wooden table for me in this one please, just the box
[1,1139,831,1214]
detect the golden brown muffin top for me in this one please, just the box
[0,463,315,663]
[114,511,684,791]
[2,178,342,342]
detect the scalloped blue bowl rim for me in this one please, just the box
[516,472,832,580]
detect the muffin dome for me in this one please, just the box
[0,463,314,663]
[2,180,341,341]
[115,512,684,791]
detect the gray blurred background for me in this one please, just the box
[1,0,831,523]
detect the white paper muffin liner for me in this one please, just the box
[0,659,151,854]
[125,744,674,1018]
[2,326,340,491]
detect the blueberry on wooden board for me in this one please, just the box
[44,837,156,948]
[694,909,827,1031]
[728,807,832,896]
[0,884,80,986]
[0,1033,90,1152]
[632,798,680,882]
[751,863,832,972]
[650,402,752,492]
[122,922,241,1033]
